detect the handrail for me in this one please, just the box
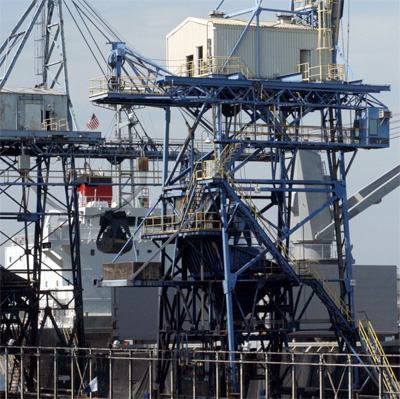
[174,56,254,79]
[143,212,221,235]
[297,62,344,82]
[201,145,356,326]
[41,118,67,131]
[359,320,400,398]
[89,75,163,97]
[293,0,319,11]
[180,163,201,213]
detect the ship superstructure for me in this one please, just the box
[4,177,160,344]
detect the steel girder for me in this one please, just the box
[91,75,389,112]
[90,51,393,397]
[123,88,391,395]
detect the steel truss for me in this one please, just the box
[94,67,395,397]
[0,132,193,393]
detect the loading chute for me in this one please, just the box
[96,210,133,254]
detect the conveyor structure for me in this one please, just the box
[92,3,398,397]
[1,0,398,398]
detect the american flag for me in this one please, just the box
[86,113,99,130]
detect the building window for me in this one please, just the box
[91,249,95,256]
[369,119,378,136]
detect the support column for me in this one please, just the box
[347,355,353,399]
[220,188,237,391]
[216,101,237,392]
[319,354,324,399]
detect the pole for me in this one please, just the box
[70,349,73,399]
[265,353,269,399]
[192,362,196,399]
[36,348,40,399]
[21,347,24,399]
[5,347,8,399]
[89,349,93,399]
[240,354,244,399]
[129,350,132,399]
[109,350,113,399]
[54,348,58,399]
[149,355,152,399]
[319,354,324,399]
[216,352,220,399]
[348,355,353,399]
[291,354,296,399]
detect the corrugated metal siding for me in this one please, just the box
[0,90,68,131]
[167,20,213,74]
[167,19,329,79]
[214,25,256,75]
[214,25,320,78]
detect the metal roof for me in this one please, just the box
[0,87,66,95]
[167,17,315,38]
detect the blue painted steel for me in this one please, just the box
[220,187,237,389]
[107,42,127,77]
[335,44,357,81]
[163,107,171,189]
[88,4,394,394]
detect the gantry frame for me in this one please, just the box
[94,67,394,396]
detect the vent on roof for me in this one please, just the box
[276,12,294,24]
[209,10,226,18]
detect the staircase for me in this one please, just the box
[214,154,400,396]
[359,320,400,399]
[5,355,22,393]
[179,131,400,398]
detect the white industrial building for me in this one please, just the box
[166,15,325,79]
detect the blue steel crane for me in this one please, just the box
[91,1,396,397]
[0,1,186,394]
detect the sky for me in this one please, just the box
[0,0,399,268]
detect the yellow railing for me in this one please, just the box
[298,62,344,82]
[200,123,367,148]
[293,0,319,11]
[174,140,396,395]
[359,320,400,398]
[240,123,367,145]
[197,154,356,324]
[89,75,162,97]
[174,56,254,79]
[180,163,202,213]
[41,118,67,131]
[142,212,221,235]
